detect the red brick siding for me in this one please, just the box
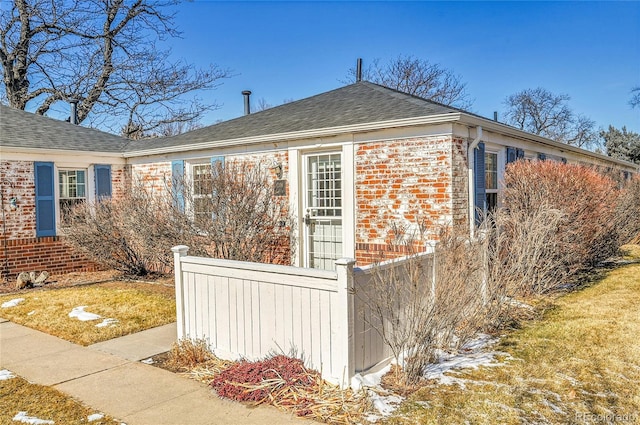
[130,162,172,196]
[0,236,98,279]
[1,160,125,277]
[354,136,468,265]
[1,160,36,239]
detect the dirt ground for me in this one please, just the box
[0,270,173,295]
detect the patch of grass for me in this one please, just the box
[621,243,640,261]
[0,281,175,345]
[0,373,119,425]
[385,260,640,424]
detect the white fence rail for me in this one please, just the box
[172,245,433,387]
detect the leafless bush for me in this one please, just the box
[483,205,570,296]
[355,224,506,383]
[171,160,295,264]
[614,175,640,245]
[64,160,295,276]
[503,161,620,274]
[63,179,197,276]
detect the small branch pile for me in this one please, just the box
[210,355,369,424]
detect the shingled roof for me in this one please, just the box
[0,104,128,152]
[124,81,460,152]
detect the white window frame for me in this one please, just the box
[185,160,213,225]
[485,151,499,210]
[56,166,93,229]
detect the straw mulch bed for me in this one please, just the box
[163,339,370,424]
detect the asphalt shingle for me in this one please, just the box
[124,82,459,151]
[0,104,128,152]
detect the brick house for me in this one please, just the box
[1,82,637,276]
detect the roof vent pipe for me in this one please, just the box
[242,90,251,115]
[493,111,498,122]
[356,58,363,82]
[69,99,79,125]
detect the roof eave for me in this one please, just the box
[0,145,126,158]
[123,113,463,158]
[459,114,640,170]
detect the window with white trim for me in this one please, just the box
[59,169,86,220]
[191,163,213,226]
[484,152,498,211]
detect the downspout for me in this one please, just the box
[468,126,482,238]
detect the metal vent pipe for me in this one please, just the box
[356,58,363,82]
[242,90,252,115]
[69,99,79,125]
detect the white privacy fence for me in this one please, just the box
[172,245,434,388]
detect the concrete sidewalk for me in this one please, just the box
[0,318,304,425]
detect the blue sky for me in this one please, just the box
[164,1,640,134]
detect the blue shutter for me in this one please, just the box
[506,147,517,164]
[34,162,56,237]
[171,160,185,211]
[94,164,112,199]
[474,142,486,224]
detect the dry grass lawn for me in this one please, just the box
[0,373,119,425]
[0,281,175,345]
[384,247,640,424]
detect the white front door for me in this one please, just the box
[303,153,343,270]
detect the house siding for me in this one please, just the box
[1,160,124,278]
[354,135,467,264]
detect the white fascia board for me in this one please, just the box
[0,146,127,164]
[123,113,463,158]
[459,114,639,170]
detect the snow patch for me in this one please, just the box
[2,298,25,308]
[12,411,54,424]
[68,306,101,321]
[351,364,391,391]
[366,391,404,422]
[95,318,118,328]
[140,358,155,365]
[87,413,104,422]
[422,334,510,387]
[0,369,16,380]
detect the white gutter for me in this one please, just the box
[459,114,638,170]
[468,126,482,238]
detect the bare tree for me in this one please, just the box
[631,86,640,109]
[253,97,273,112]
[503,87,599,149]
[0,0,230,136]
[346,55,472,109]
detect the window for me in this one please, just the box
[484,152,498,211]
[59,169,86,220]
[192,163,213,226]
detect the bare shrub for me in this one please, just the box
[166,338,216,371]
[64,160,295,276]
[484,205,570,296]
[63,179,196,276]
[172,160,295,264]
[503,161,620,274]
[355,224,506,384]
[614,175,640,245]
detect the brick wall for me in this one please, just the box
[1,160,36,239]
[130,162,172,196]
[0,236,98,279]
[354,135,469,264]
[1,160,124,279]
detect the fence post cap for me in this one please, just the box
[335,257,356,266]
[171,245,190,255]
